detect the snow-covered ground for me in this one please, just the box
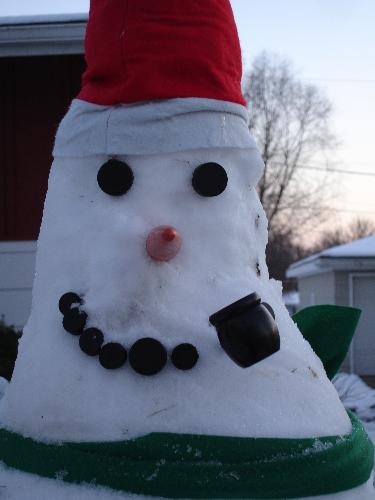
[333,372,375,445]
[0,463,373,500]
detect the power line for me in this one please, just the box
[272,162,375,177]
[267,163,375,214]
[288,207,375,215]
[298,165,375,177]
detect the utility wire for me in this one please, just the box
[271,162,375,177]
[267,163,375,214]
[283,207,375,215]
[298,165,375,177]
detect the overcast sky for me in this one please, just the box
[1,0,375,234]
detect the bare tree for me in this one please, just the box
[311,217,375,253]
[266,230,307,287]
[243,52,337,238]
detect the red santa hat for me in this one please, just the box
[54,0,256,157]
[80,0,245,106]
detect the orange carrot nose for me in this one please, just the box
[146,226,182,262]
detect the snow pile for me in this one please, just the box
[333,372,375,444]
[0,463,374,500]
[333,373,375,423]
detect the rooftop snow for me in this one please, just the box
[319,235,375,258]
[0,13,87,57]
[0,14,87,26]
[287,236,375,279]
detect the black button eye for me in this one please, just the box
[97,159,134,196]
[192,162,228,197]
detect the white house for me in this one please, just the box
[287,236,375,375]
[0,242,36,331]
[0,14,86,331]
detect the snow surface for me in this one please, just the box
[0,13,87,26]
[0,378,8,400]
[333,372,375,446]
[322,235,375,258]
[0,464,373,500]
[0,148,351,442]
[290,235,375,271]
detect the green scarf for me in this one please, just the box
[0,411,372,498]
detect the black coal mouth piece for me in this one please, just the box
[58,292,199,376]
[58,290,280,375]
[209,293,280,369]
[209,293,262,326]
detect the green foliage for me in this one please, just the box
[0,319,21,382]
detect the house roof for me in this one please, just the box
[0,14,87,57]
[287,236,375,279]
[319,235,375,258]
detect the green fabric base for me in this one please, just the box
[0,411,373,499]
[292,305,361,380]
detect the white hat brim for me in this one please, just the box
[54,97,257,157]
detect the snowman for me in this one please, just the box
[0,1,373,499]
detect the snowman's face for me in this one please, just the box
[103,148,264,262]
[12,148,349,442]
[41,147,266,371]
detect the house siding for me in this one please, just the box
[0,241,36,330]
[334,271,350,306]
[297,272,335,310]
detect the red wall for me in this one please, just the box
[0,55,86,241]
